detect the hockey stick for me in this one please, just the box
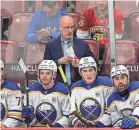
[58,65,70,94]
[18,58,30,127]
[58,65,93,127]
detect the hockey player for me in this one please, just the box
[69,56,113,127]
[77,0,124,60]
[97,65,139,128]
[0,60,22,127]
[22,60,70,127]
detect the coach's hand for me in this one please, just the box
[58,56,73,64]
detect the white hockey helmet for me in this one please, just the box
[38,60,57,72]
[0,60,4,69]
[79,56,97,73]
[38,60,57,79]
[111,65,129,79]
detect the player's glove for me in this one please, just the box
[121,116,137,129]
[73,119,87,127]
[22,105,35,124]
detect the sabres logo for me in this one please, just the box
[80,98,101,121]
[36,102,57,125]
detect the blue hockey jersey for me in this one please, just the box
[23,82,70,127]
[0,80,22,127]
[69,76,113,126]
[99,81,139,127]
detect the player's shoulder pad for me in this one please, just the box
[29,82,42,92]
[54,82,68,95]
[3,80,20,90]
[70,80,83,90]
[128,81,139,92]
[97,76,113,87]
[59,8,67,16]
[107,90,119,108]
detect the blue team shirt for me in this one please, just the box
[25,8,67,43]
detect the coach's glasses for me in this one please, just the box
[61,26,75,30]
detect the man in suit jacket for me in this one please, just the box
[44,16,96,84]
